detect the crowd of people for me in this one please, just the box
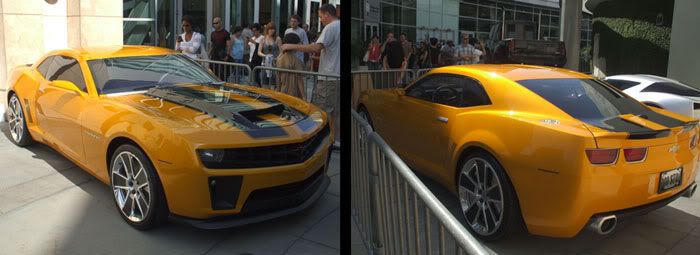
[173,4,341,145]
[364,32,487,71]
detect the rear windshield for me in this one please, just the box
[88,54,218,94]
[641,82,700,97]
[518,78,677,131]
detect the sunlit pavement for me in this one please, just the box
[0,122,340,255]
[352,162,700,255]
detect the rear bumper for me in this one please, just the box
[591,181,695,222]
[169,174,330,229]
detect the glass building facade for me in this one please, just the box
[351,0,592,71]
[124,0,339,50]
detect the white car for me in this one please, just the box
[604,74,700,118]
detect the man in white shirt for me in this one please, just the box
[280,4,340,146]
[284,15,309,63]
[456,35,483,65]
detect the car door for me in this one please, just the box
[395,74,492,177]
[35,55,90,163]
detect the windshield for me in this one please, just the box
[88,54,219,94]
[641,81,700,97]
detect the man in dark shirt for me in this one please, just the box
[382,38,404,69]
[209,17,230,80]
[428,37,441,68]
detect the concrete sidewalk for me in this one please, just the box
[0,122,340,255]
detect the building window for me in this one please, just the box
[124,0,156,45]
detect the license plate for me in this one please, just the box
[658,167,683,193]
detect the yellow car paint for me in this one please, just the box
[4,46,332,220]
[358,64,699,237]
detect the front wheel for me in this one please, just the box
[6,94,34,147]
[457,152,521,241]
[110,144,168,230]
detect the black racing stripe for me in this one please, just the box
[642,110,687,128]
[602,117,671,139]
[145,85,307,139]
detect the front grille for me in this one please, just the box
[201,124,330,169]
[241,168,325,215]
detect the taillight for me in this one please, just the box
[585,148,619,165]
[623,147,647,162]
[691,135,698,149]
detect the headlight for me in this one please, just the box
[197,149,225,165]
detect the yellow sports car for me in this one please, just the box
[3,46,332,230]
[357,65,699,240]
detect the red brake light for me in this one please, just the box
[623,147,647,162]
[586,148,619,165]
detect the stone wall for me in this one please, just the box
[0,0,123,91]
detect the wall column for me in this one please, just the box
[560,0,581,70]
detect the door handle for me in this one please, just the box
[436,116,448,123]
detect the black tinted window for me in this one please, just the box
[641,82,700,97]
[88,54,218,94]
[605,79,640,91]
[48,56,88,92]
[36,56,55,78]
[518,79,649,128]
[406,74,491,107]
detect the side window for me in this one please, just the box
[406,74,491,107]
[604,79,639,91]
[36,56,55,78]
[46,56,88,92]
[406,75,443,102]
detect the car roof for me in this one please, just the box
[428,64,592,81]
[605,74,678,84]
[47,45,176,60]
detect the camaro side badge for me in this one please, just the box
[669,144,680,153]
[541,119,560,125]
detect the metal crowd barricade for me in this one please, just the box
[194,59,253,85]
[351,110,492,255]
[414,68,432,80]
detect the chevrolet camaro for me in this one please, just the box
[3,46,332,230]
[357,64,699,240]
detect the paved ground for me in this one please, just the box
[352,163,700,255]
[0,121,340,255]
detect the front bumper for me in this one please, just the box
[169,171,330,229]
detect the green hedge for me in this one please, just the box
[592,0,674,76]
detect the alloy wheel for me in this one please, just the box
[7,96,24,143]
[458,157,505,236]
[111,151,152,223]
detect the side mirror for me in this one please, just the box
[51,80,82,95]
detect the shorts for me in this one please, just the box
[311,80,338,114]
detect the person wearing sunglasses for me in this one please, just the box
[175,15,206,60]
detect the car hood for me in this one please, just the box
[103,83,327,145]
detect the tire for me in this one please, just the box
[457,151,522,241]
[6,93,35,147]
[109,143,169,230]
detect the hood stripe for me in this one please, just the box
[145,85,297,139]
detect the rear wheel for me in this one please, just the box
[110,144,168,230]
[6,93,34,147]
[457,151,521,241]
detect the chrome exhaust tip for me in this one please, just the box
[683,183,697,198]
[588,215,617,235]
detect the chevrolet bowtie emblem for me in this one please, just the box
[669,144,680,153]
